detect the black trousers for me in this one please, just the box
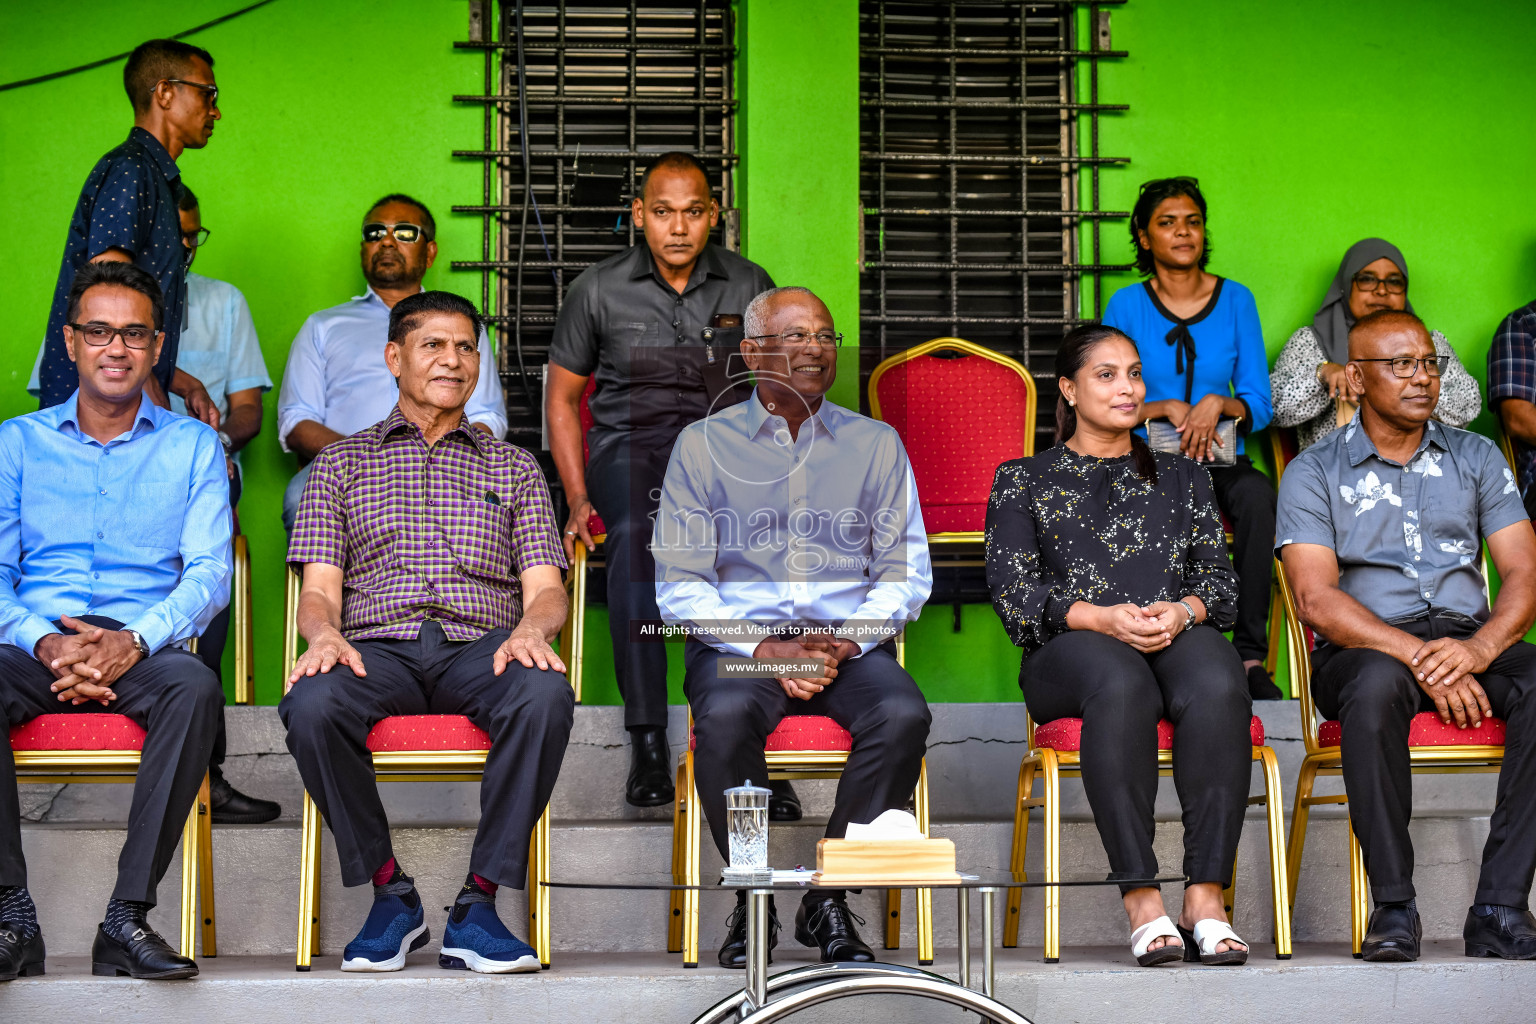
[1020,627,1253,893]
[195,464,241,770]
[684,639,930,898]
[587,439,674,730]
[0,618,223,906]
[1207,456,1277,664]
[279,622,574,889]
[1312,616,1536,908]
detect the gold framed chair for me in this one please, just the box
[1002,709,1291,961]
[1276,559,1507,955]
[232,532,254,704]
[558,528,603,704]
[285,566,564,970]
[666,640,935,967]
[9,714,214,959]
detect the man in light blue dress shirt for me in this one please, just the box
[0,262,230,981]
[653,286,933,969]
[275,194,508,530]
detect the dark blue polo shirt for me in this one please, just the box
[38,127,186,408]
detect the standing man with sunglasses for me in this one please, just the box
[544,152,785,812]
[36,39,222,422]
[276,194,507,531]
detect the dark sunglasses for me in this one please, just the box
[363,222,428,244]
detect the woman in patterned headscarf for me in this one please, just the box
[1270,237,1480,451]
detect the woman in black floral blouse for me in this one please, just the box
[985,323,1254,966]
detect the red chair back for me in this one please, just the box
[869,340,1035,533]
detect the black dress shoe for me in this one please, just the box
[92,921,197,979]
[768,779,802,822]
[0,923,45,981]
[1361,903,1421,962]
[626,726,675,807]
[1465,904,1536,959]
[1247,665,1284,701]
[718,899,779,969]
[209,768,282,825]
[795,896,875,963]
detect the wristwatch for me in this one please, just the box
[1176,600,1198,632]
[124,629,151,658]
[217,430,234,454]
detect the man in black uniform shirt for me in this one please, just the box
[546,153,795,812]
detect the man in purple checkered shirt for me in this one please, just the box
[281,291,573,975]
[1490,297,1536,516]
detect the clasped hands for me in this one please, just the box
[1159,395,1227,464]
[1408,634,1497,730]
[33,615,144,705]
[1078,601,1190,653]
[753,633,860,701]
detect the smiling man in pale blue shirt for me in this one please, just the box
[652,286,932,969]
[0,262,228,982]
[275,194,508,530]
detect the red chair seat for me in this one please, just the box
[689,714,854,753]
[9,713,146,751]
[365,715,491,752]
[1034,715,1266,752]
[1317,713,1506,748]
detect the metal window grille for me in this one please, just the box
[859,0,1129,450]
[454,1,739,450]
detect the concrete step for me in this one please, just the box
[4,947,1535,1024]
[19,701,1507,826]
[19,813,1493,957]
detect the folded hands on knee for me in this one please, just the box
[753,633,854,700]
[35,615,144,705]
[1408,635,1496,728]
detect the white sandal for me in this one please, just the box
[1177,919,1249,966]
[1130,915,1184,967]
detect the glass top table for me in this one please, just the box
[545,872,1184,1024]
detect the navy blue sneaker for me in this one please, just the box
[440,892,540,974]
[341,875,429,972]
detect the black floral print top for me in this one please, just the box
[985,445,1239,653]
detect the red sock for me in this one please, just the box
[471,873,498,896]
[372,857,398,887]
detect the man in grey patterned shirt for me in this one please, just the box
[1278,309,1536,962]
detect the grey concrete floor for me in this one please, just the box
[3,946,1534,1024]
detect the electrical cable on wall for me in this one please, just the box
[511,0,558,413]
[0,0,280,93]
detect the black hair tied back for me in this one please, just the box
[1054,323,1158,485]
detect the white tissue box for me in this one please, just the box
[811,836,960,885]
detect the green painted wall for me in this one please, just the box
[4,0,1534,706]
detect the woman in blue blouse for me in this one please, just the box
[1102,177,1281,701]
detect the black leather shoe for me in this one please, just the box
[718,899,779,969]
[92,921,197,979]
[1247,665,1284,701]
[1361,903,1421,962]
[1465,904,1536,959]
[768,779,802,822]
[0,923,45,982]
[209,767,282,824]
[795,896,875,963]
[626,727,675,807]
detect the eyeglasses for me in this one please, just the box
[744,330,844,348]
[182,227,211,249]
[1353,356,1442,378]
[68,322,159,350]
[162,79,219,106]
[1352,271,1407,295]
[363,222,428,244]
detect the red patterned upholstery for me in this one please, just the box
[689,715,854,753]
[9,714,146,751]
[1317,713,1506,749]
[872,347,1031,534]
[365,715,492,752]
[1033,715,1266,752]
[578,379,608,537]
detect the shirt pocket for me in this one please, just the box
[1423,490,1479,564]
[127,478,187,553]
[613,321,664,379]
[446,501,515,581]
